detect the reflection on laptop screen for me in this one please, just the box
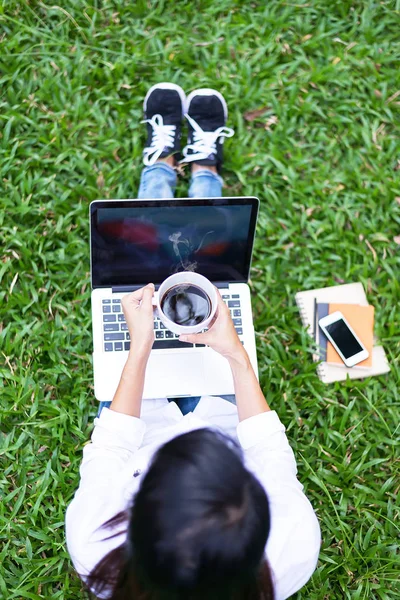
[91,199,258,287]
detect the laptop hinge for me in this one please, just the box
[112,282,231,294]
[213,281,231,289]
[111,284,160,293]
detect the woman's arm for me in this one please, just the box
[68,284,156,499]
[110,283,155,417]
[66,284,157,573]
[226,349,270,421]
[110,354,149,417]
[181,290,320,595]
[179,292,270,421]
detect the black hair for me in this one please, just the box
[86,429,274,600]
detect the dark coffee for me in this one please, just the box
[161,284,211,326]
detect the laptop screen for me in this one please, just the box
[90,198,258,288]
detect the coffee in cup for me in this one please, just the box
[160,284,211,327]
[153,272,218,335]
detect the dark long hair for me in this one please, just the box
[86,429,274,600]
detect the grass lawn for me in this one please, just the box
[1,0,399,598]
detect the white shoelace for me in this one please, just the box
[181,113,234,162]
[142,114,177,166]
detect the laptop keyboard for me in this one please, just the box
[102,293,243,352]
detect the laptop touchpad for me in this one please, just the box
[146,352,205,395]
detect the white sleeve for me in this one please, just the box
[75,407,146,492]
[237,411,299,487]
[237,411,321,600]
[65,408,146,585]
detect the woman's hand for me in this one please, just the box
[179,290,246,362]
[121,283,155,361]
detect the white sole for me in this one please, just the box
[143,82,186,116]
[185,88,228,120]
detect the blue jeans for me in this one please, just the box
[138,163,223,199]
[97,395,236,418]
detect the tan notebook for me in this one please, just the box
[326,303,374,368]
[295,282,390,383]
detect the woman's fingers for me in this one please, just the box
[217,293,230,312]
[179,332,209,345]
[141,283,155,311]
[124,283,154,307]
[208,295,229,328]
[129,287,145,302]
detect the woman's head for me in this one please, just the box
[128,429,271,598]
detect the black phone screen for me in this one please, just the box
[325,319,363,358]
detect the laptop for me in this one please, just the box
[90,197,259,401]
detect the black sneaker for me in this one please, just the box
[181,88,234,172]
[142,82,186,166]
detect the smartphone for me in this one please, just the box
[318,311,369,367]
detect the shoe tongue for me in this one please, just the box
[189,115,223,135]
[190,97,224,131]
[150,110,181,127]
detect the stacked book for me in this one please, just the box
[295,282,390,383]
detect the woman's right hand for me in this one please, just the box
[179,290,246,362]
[121,283,155,361]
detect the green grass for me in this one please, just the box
[1,0,399,598]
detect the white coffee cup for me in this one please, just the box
[153,272,218,335]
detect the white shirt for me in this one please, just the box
[66,396,320,599]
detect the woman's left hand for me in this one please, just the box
[121,283,155,361]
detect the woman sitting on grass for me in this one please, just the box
[66,83,320,599]
[66,284,320,600]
